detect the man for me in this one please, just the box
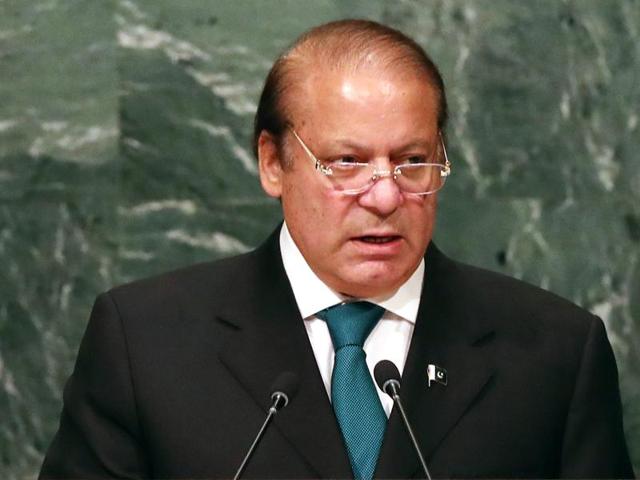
[40,20,633,479]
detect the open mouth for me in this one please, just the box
[358,235,401,244]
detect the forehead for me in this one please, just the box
[287,66,439,144]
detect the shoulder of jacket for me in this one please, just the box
[440,250,598,337]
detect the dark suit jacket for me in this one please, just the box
[40,229,634,479]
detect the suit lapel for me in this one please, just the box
[216,230,352,479]
[376,244,497,479]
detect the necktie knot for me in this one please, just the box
[317,301,385,351]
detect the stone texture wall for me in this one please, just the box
[1,1,638,477]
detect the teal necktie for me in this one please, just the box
[317,301,387,480]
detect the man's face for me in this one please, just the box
[259,67,441,298]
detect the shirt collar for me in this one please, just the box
[279,222,424,323]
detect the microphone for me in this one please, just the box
[269,371,298,412]
[374,360,432,480]
[233,372,299,480]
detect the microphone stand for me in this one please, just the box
[233,392,288,480]
[384,379,432,480]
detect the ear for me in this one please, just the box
[258,130,284,198]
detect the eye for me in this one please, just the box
[327,155,365,168]
[334,155,360,165]
[398,155,427,166]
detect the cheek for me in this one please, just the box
[282,184,353,254]
[281,181,325,239]
[406,197,438,241]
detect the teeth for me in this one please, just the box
[361,236,394,244]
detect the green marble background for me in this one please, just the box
[1,0,638,477]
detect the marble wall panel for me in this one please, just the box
[1,1,638,477]
[1,1,120,477]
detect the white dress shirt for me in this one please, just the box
[279,222,424,417]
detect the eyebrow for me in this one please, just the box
[329,138,369,150]
[328,138,435,154]
[394,140,434,153]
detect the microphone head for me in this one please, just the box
[270,371,299,408]
[374,360,402,396]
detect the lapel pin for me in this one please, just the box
[427,364,448,387]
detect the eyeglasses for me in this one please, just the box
[288,127,451,196]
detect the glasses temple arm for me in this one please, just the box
[439,132,451,176]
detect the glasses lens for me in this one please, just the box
[396,164,446,194]
[324,163,372,192]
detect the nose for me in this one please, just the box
[357,172,404,216]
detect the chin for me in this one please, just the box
[337,266,410,298]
